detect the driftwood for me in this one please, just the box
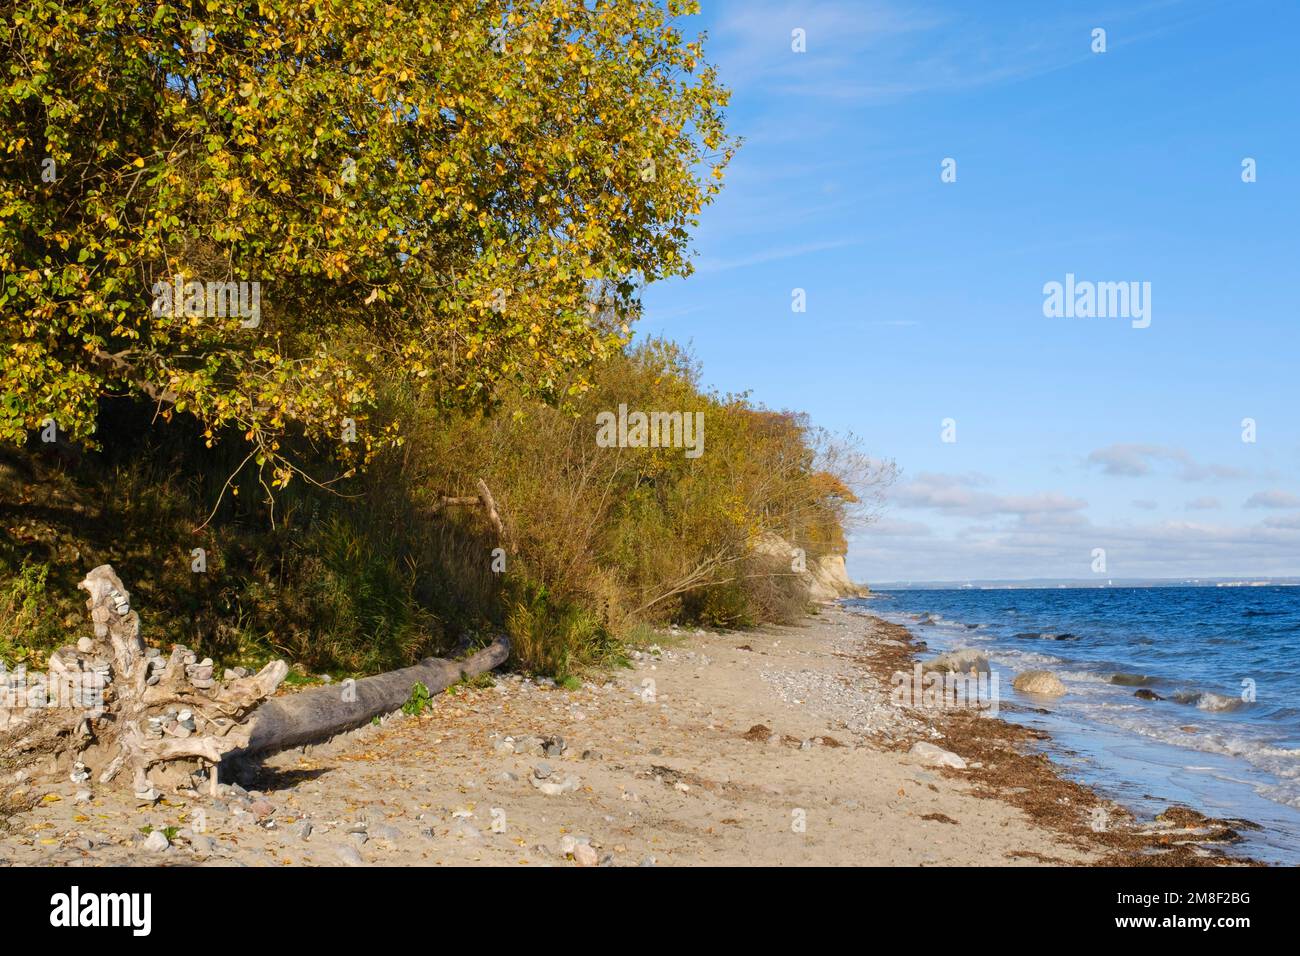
[235,635,509,757]
[1,565,287,796]
[1,565,509,794]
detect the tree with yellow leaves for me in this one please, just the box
[1,0,733,491]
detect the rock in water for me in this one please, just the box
[1135,689,1164,701]
[922,648,991,674]
[1012,670,1067,697]
[908,741,967,770]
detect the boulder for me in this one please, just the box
[1012,670,1067,697]
[922,648,990,675]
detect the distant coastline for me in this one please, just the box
[871,578,1300,591]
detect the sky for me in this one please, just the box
[638,0,1300,584]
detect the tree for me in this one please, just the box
[1,0,733,490]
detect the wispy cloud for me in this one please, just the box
[1086,443,1247,482]
[890,472,1087,519]
[693,237,860,274]
[708,0,1176,106]
[1245,490,1300,509]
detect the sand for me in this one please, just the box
[0,605,1253,866]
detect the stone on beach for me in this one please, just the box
[1012,670,1067,697]
[531,771,581,795]
[908,741,967,770]
[335,845,364,866]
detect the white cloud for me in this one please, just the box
[1086,443,1246,482]
[889,471,1086,518]
[1245,490,1300,509]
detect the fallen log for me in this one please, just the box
[234,634,510,758]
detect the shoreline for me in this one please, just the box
[0,604,1261,866]
[847,608,1265,866]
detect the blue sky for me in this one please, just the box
[639,0,1300,583]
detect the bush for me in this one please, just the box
[0,340,891,681]
[505,583,618,681]
[0,560,62,666]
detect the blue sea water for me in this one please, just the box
[849,586,1300,866]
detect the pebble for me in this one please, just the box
[573,843,598,867]
[335,845,364,866]
[190,835,216,854]
[297,821,314,841]
[531,774,581,796]
[369,823,402,841]
[77,637,95,653]
[451,819,482,840]
[142,830,170,853]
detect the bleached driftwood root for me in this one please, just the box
[0,565,287,796]
[2,565,510,796]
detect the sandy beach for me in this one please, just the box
[1,604,1258,867]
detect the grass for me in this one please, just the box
[505,583,620,683]
[0,560,64,668]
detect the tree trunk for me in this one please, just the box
[233,635,510,758]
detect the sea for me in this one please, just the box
[849,586,1300,866]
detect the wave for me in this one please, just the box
[1077,709,1300,797]
[1167,689,1249,713]
[1109,672,1155,687]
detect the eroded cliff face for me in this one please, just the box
[752,532,866,603]
[806,552,866,602]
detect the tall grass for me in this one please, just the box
[0,560,62,666]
